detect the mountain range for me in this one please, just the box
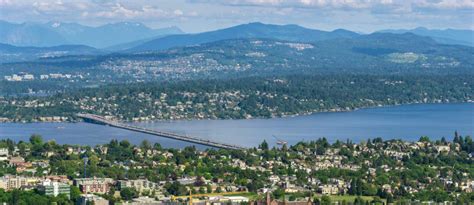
[379,27,474,47]
[0,21,183,48]
[128,22,360,52]
[1,20,473,51]
[0,21,473,69]
[0,43,103,63]
[3,31,471,78]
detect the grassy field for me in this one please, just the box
[321,195,378,202]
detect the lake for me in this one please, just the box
[0,103,472,148]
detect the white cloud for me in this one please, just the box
[174,9,184,16]
[0,0,472,32]
[414,0,474,10]
[190,0,474,11]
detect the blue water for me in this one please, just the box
[0,103,472,148]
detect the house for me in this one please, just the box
[177,176,196,185]
[436,145,450,153]
[9,156,33,172]
[9,156,25,165]
[318,184,339,195]
[0,148,9,161]
[44,175,71,184]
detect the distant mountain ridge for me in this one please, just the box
[378,27,474,47]
[0,43,103,63]
[5,32,470,77]
[0,21,183,48]
[128,22,360,52]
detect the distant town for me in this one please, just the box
[4,72,84,82]
[0,132,472,204]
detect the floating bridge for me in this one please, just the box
[76,113,245,150]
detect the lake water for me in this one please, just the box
[0,103,472,148]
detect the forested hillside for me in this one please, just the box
[1,75,472,122]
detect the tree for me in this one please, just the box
[313,197,320,205]
[119,140,131,148]
[320,196,331,205]
[120,188,138,200]
[70,186,82,202]
[29,134,43,145]
[153,143,162,150]
[419,136,430,143]
[272,188,285,199]
[199,187,206,194]
[259,140,269,150]
[108,187,116,196]
[140,140,152,151]
[440,137,447,144]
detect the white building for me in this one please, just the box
[78,194,109,205]
[38,179,70,197]
[0,148,9,161]
[11,75,23,81]
[23,74,34,80]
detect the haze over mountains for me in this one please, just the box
[0,21,472,67]
[0,21,183,48]
[379,27,474,47]
[0,43,103,63]
[128,22,360,52]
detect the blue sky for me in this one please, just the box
[1,0,473,32]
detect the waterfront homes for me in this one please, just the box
[0,147,9,161]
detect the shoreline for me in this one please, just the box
[1,101,472,124]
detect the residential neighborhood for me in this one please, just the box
[0,133,472,204]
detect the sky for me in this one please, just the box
[0,0,473,33]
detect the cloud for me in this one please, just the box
[0,0,199,23]
[416,0,474,9]
[189,0,474,12]
[174,9,184,16]
[0,0,472,32]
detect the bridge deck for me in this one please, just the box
[76,113,245,150]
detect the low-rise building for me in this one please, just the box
[436,145,450,153]
[118,179,160,194]
[38,179,70,198]
[77,194,109,205]
[0,175,39,190]
[318,184,339,195]
[131,196,161,204]
[0,148,9,161]
[74,177,114,194]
